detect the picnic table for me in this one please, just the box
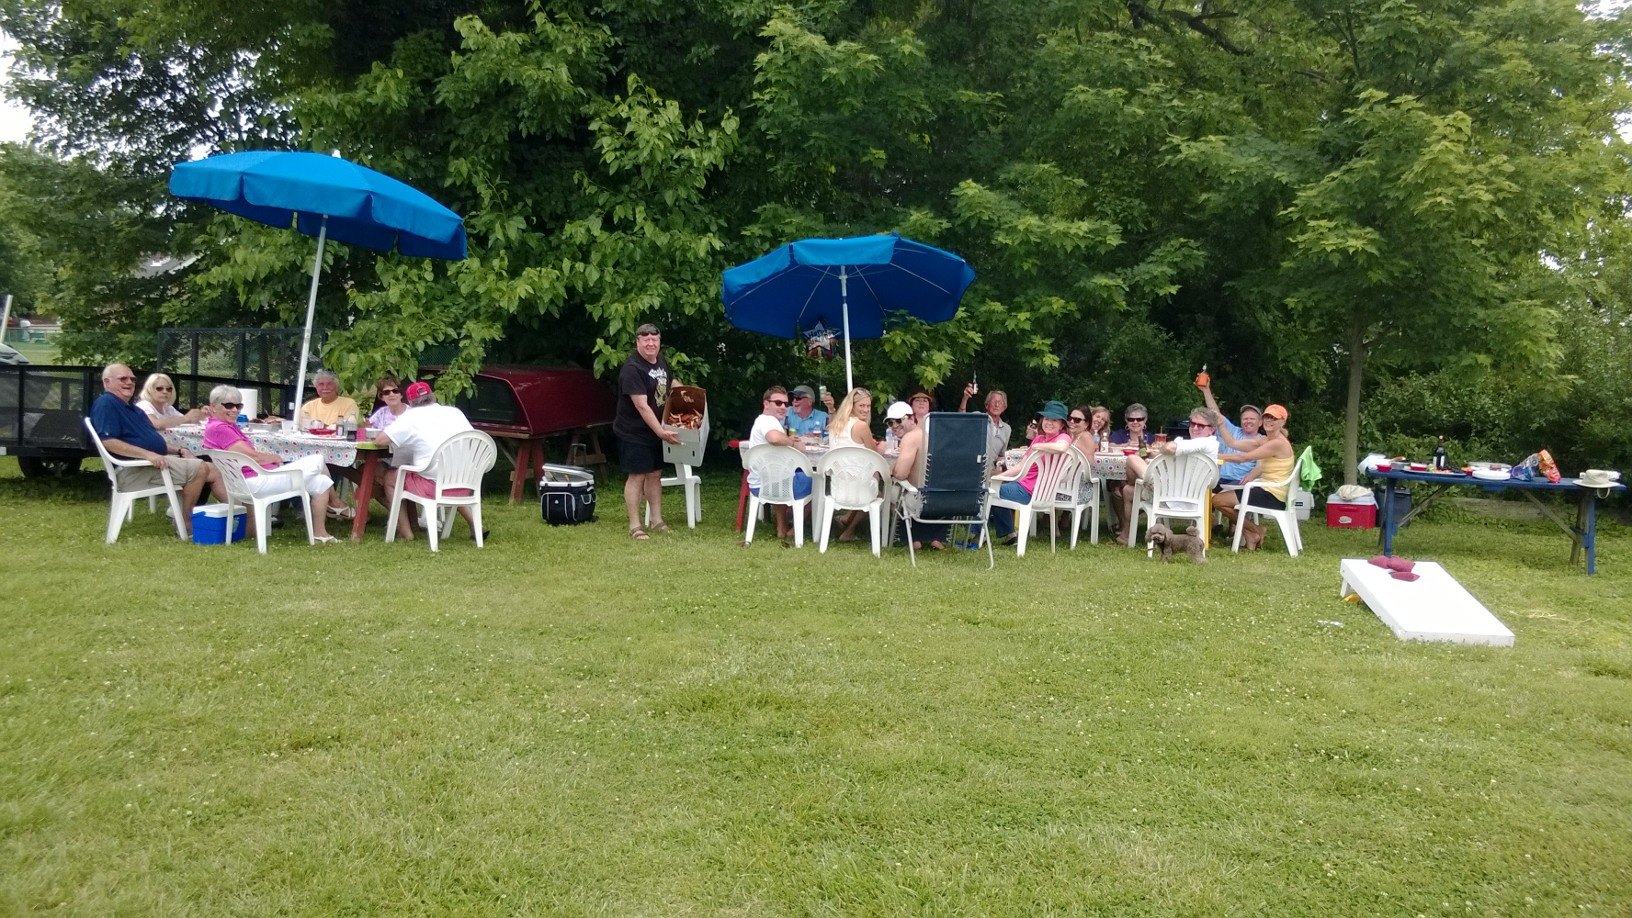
[1364,467,1624,574]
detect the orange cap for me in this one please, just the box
[1262,404,1288,422]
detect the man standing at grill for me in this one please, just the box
[615,323,683,541]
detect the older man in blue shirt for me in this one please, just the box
[784,385,829,436]
[1200,383,1263,485]
[88,363,219,539]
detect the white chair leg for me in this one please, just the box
[869,508,882,557]
[167,491,187,541]
[791,499,805,548]
[472,504,485,548]
[1232,511,1247,553]
[425,501,440,552]
[1276,514,1300,557]
[1090,499,1100,545]
[254,502,271,554]
[1015,510,1030,557]
[818,505,833,553]
[744,495,761,544]
[106,497,127,544]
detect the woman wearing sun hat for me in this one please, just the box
[982,400,1073,544]
[1211,402,1296,545]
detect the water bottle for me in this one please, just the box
[236,413,249,427]
[885,427,897,452]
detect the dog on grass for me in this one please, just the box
[1148,521,1207,563]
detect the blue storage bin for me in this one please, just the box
[192,505,246,545]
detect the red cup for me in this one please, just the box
[1122,448,1136,456]
[1376,463,1393,472]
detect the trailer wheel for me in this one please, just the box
[17,455,84,479]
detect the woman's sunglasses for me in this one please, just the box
[379,388,401,396]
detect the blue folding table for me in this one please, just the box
[1364,468,1624,574]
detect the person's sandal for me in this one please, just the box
[629,527,650,541]
[648,522,673,534]
[312,534,340,544]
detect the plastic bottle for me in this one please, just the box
[884,426,897,452]
[236,412,248,427]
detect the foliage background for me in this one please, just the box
[2,0,1631,485]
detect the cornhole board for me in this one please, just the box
[1338,559,1514,647]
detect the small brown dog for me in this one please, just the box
[1148,521,1207,563]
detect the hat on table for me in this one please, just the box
[885,401,912,421]
[404,381,433,401]
[790,385,815,400]
[1040,400,1069,421]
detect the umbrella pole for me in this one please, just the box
[291,217,328,421]
[840,267,854,393]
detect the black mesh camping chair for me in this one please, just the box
[895,411,994,568]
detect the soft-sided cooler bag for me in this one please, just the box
[540,464,596,525]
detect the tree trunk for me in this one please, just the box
[1342,317,1366,486]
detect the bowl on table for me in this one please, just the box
[1409,462,1428,472]
[1375,462,1393,473]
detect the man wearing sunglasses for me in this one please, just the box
[784,385,829,437]
[745,385,812,539]
[89,363,220,540]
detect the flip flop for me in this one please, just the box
[312,534,340,544]
[629,527,650,541]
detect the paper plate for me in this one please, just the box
[1471,468,1510,481]
[1471,461,1511,473]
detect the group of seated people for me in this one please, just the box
[92,364,479,544]
[742,375,1295,551]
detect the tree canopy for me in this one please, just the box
[3,0,1630,475]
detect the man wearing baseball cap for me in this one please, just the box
[886,401,949,550]
[372,380,479,542]
[785,385,829,437]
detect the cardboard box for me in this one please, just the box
[1326,502,1376,529]
[661,385,709,468]
[192,504,246,545]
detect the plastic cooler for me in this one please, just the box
[1326,502,1376,529]
[192,504,247,544]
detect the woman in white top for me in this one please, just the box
[137,373,204,430]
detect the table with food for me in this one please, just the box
[1362,452,1624,574]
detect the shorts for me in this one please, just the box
[750,469,812,500]
[619,435,665,474]
[1245,489,1286,510]
[403,470,475,499]
[116,456,205,490]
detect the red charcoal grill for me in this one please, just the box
[422,366,615,502]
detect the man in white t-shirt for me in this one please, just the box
[745,385,809,539]
[372,380,477,541]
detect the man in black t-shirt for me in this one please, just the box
[615,323,683,540]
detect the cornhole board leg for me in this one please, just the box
[1339,559,1513,647]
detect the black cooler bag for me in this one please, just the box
[540,464,596,525]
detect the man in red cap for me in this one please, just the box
[372,380,478,541]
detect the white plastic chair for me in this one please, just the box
[1055,445,1101,548]
[647,463,702,529]
[987,447,1074,556]
[1131,452,1220,558]
[84,418,187,544]
[386,430,497,551]
[202,449,315,554]
[743,443,816,547]
[816,446,893,556]
[1232,456,1304,557]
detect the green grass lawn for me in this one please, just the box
[2,457,1629,914]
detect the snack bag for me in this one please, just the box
[1537,449,1561,483]
[1511,453,1539,482]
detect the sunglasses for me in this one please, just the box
[769,399,788,406]
[1189,420,1213,428]
[220,402,243,410]
[153,385,173,392]
[1126,417,1146,423]
[1068,416,1087,424]
[379,388,401,396]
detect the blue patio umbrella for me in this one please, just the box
[169,151,466,414]
[722,233,976,392]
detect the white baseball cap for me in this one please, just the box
[885,401,912,421]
